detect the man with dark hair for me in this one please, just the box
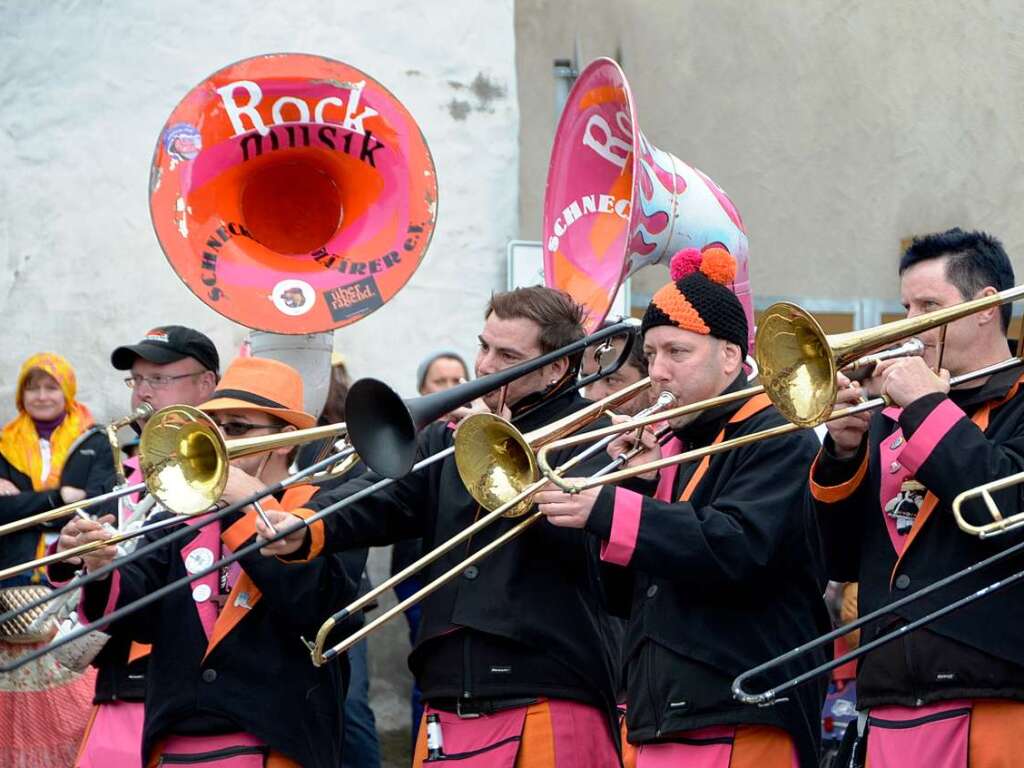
[582,325,650,416]
[900,227,1014,331]
[811,227,1024,766]
[535,249,829,767]
[260,286,623,767]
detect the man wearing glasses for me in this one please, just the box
[115,325,220,419]
[66,356,360,767]
[52,325,219,768]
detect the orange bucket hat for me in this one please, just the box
[200,357,315,430]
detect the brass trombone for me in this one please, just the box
[733,470,1024,706]
[953,471,1024,538]
[0,406,352,581]
[0,404,154,538]
[308,379,675,666]
[756,284,1024,428]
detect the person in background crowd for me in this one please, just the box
[582,325,650,416]
[0,352,112,768]
[50,325,219,768]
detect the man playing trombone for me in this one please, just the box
[48,325,220,768]
[61,356,364,767]
[262,286,625,767]
[810,228,1024,766]
[534,247,830,768]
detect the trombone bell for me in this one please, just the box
[755,303,837,428]
[140,406,228,516]
[454,414,537,517]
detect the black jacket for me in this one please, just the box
[81,484,364,768]
[0,427,116,581]
[812,365,1024,708]
[299,389,624,720]
[586,378,829,768]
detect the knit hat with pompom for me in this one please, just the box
[640,245,748,357]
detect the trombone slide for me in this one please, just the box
[953,470,1024,538]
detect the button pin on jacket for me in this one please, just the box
[186,547,215,574]
[192,584,212,603]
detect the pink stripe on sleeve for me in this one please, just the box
[899,398,965,475]
[600,488,643,566]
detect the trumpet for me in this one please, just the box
[0,404,154,538]
[309,382,676,666]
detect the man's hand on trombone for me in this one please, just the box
[255,509,306,557]
[872,356,950,407]
[536,415,661,529]
[535,485,601,529]
[58,514,118,575]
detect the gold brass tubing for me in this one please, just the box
[541,356,1024,497]
[953,470,1024,538]
[0,513,194,582]
[538,384,765,492]
[0,483,147,538]
[311,422,669,665]
[310,378,656,665]
[315,508,545,666]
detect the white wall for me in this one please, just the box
[0,0,519,423]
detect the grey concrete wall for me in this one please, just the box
[516,0,1024,309]
[1,0,517,760]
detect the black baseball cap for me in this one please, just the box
[111,325,220,373]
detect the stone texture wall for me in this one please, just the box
[0,0,517,417]
[0,0,517,757]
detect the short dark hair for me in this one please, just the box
[626,329,649,375]
[899,228,1014,331]
[485,286,586,354]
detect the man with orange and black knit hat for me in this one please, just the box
[535,246,830,767]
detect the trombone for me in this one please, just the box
[0,406,352,581]
[309,381,676,666]
[756,284,1024,428]
[953,471,1024,538]
[0,404,154,538]
[732,470,1024,706]
[537,279,1024,491]
[0,321,648,657]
